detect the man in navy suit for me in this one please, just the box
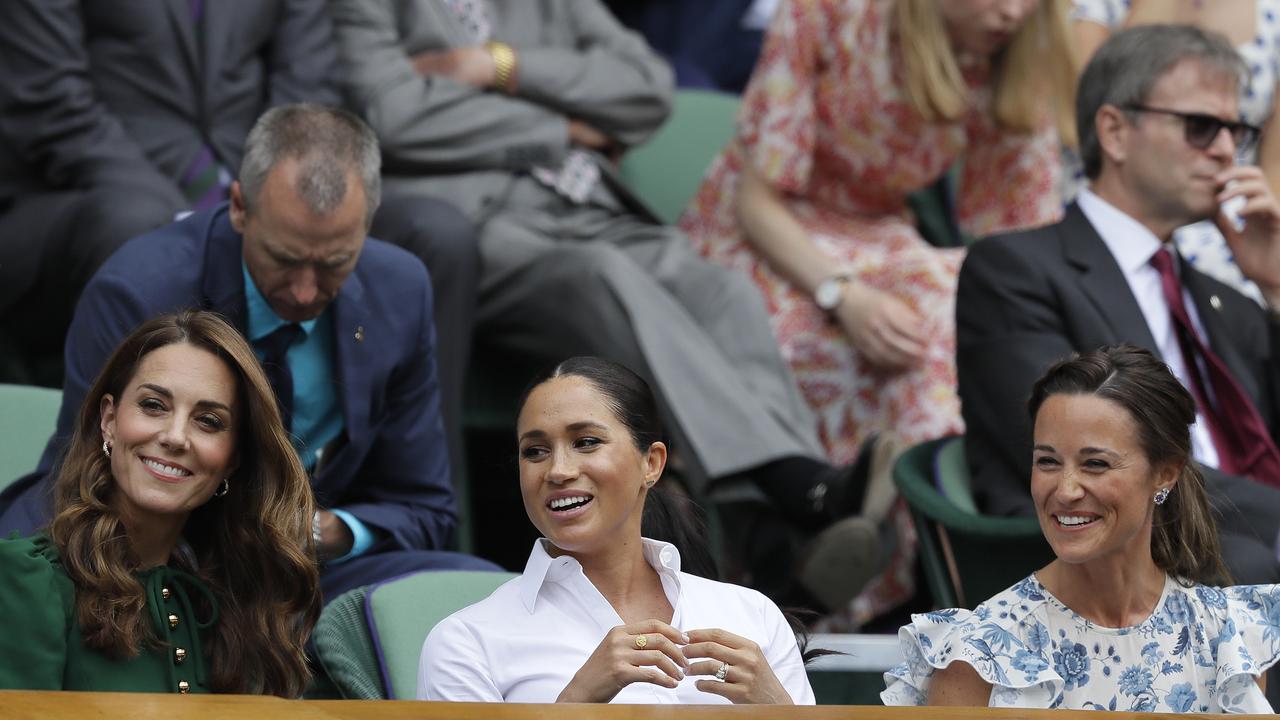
[0,104,494,597]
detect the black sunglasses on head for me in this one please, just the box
[1123,104,1261,152]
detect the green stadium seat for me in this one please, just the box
[367,570,516,699]
[0,383,61,492]
[893,436,1052,609]
[619,89,740,225]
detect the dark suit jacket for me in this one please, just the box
[0,0,338,204]
[0,207,457,552]
[957,203,1280,515]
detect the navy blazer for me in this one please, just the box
[957,203,1280,516]
[0,207,456,551]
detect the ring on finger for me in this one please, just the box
[634,634,648,650]
[715,661,729,681]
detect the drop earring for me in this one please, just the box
[1154,487,1170,505]
[102,440,112,458]
[213,478,230,498]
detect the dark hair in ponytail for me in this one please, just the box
[1028,344,1229,586]
[519,356,718,579]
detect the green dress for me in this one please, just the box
[0,534,218,693]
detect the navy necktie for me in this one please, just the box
[258,323,303,431]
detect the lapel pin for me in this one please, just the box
[1209,295,1222,312]
[354,325,365,343]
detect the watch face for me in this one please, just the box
[815,279,843,311]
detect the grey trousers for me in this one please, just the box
[473,178,824,492]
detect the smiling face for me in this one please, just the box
[100,342,240,537]
[516,376,665,558]
[937,0,1039,56]
[1031,393,1177,570]
[232,156,367,324]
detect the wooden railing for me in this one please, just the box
[0,691,1248,720]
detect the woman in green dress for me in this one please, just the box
[0,310,319,696]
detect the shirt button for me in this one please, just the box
[168,613,180,630]
[161,587,171,600]
[177,681,190,694]
[174,648,187,664]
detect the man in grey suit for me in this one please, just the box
[957,25,1280,583]
[328,0,885,609]
[0,0,476,473]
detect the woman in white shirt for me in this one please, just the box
[418,356,815,704]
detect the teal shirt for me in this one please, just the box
[0,535,217,693]
[242,265,374,561]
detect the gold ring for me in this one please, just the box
[634,634,648,650]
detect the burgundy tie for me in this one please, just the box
[1150,247,1280,487]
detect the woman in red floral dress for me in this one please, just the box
[680,0,1076,623]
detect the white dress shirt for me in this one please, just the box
[418,537,816,704]
[1077,188,1220,467]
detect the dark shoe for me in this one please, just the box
[812,431,900,522]
[796,515,882,613]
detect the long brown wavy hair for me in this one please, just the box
[48,310,320,696]
[1028,344,1230,586]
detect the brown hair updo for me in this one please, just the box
[1027,344,1228,586]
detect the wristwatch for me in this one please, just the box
[814,274,851,312]
[485,41,518,94]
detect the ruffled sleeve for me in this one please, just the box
[1209,584,1280,713]
[0,535,75,689]
[881,578,1064,707]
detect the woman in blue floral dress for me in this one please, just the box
[882,345,1279,712]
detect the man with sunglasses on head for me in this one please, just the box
[957,24,1280,583]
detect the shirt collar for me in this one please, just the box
[241,262,319,342]
[1076,188,1168,273]
[516,537,684,614]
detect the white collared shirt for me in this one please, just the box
[1077,188,1220,468]
[418,538,815,704]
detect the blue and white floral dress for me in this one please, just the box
[882,574,1280,712]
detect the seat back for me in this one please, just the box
[619,89,740,224]
[367,570,516,699]
[893,436,1051,609]
[311,585,384,699]
[0,383,61,492]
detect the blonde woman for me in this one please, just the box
[680,0,1075,620]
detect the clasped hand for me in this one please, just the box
[555,619,792,704]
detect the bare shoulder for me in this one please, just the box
[927,661,993,707]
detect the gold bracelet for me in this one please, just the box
[485,41,518,94]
